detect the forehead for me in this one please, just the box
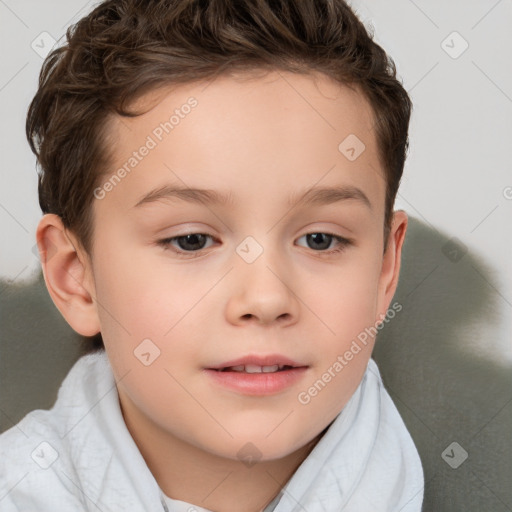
[97,70,384,217]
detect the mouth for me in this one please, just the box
[204,355,309,395]
[207,354,307,373]
[216,364,298,373]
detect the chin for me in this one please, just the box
[226,426,320,463]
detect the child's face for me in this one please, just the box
[76,71,405,461]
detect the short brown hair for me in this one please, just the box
[27,0,412,352]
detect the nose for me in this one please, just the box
[224,245,300,327]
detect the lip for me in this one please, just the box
[204,354,309,396]
[207,354,305,370]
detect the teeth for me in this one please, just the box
[245,364,263,373]
[226,364,283,373]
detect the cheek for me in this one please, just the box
[308,250,382,343]
[91,245,218,383]
[92,241,196,337]
[297,251,382,408]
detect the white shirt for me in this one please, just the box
[161,489,283,511]
[0,351,424,511]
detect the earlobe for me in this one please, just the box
[375,210,408,322]
[36,214,101,337]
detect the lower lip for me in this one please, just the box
[204,367,309,396]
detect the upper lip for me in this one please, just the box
[207,354,307,370]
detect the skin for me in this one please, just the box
[37,70,407,512]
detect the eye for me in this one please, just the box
[158,233,215,257]
[296,232,353,254]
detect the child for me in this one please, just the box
[0,0,424,510]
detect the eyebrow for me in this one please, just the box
[133,184,372,210]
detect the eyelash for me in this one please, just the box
[157,232,354,259]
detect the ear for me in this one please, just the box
[375,210,408,323]
[35,214,100,337]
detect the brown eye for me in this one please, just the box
[158,233,215,255]
[174,233,209,251]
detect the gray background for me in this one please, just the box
[1,1,511,511]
